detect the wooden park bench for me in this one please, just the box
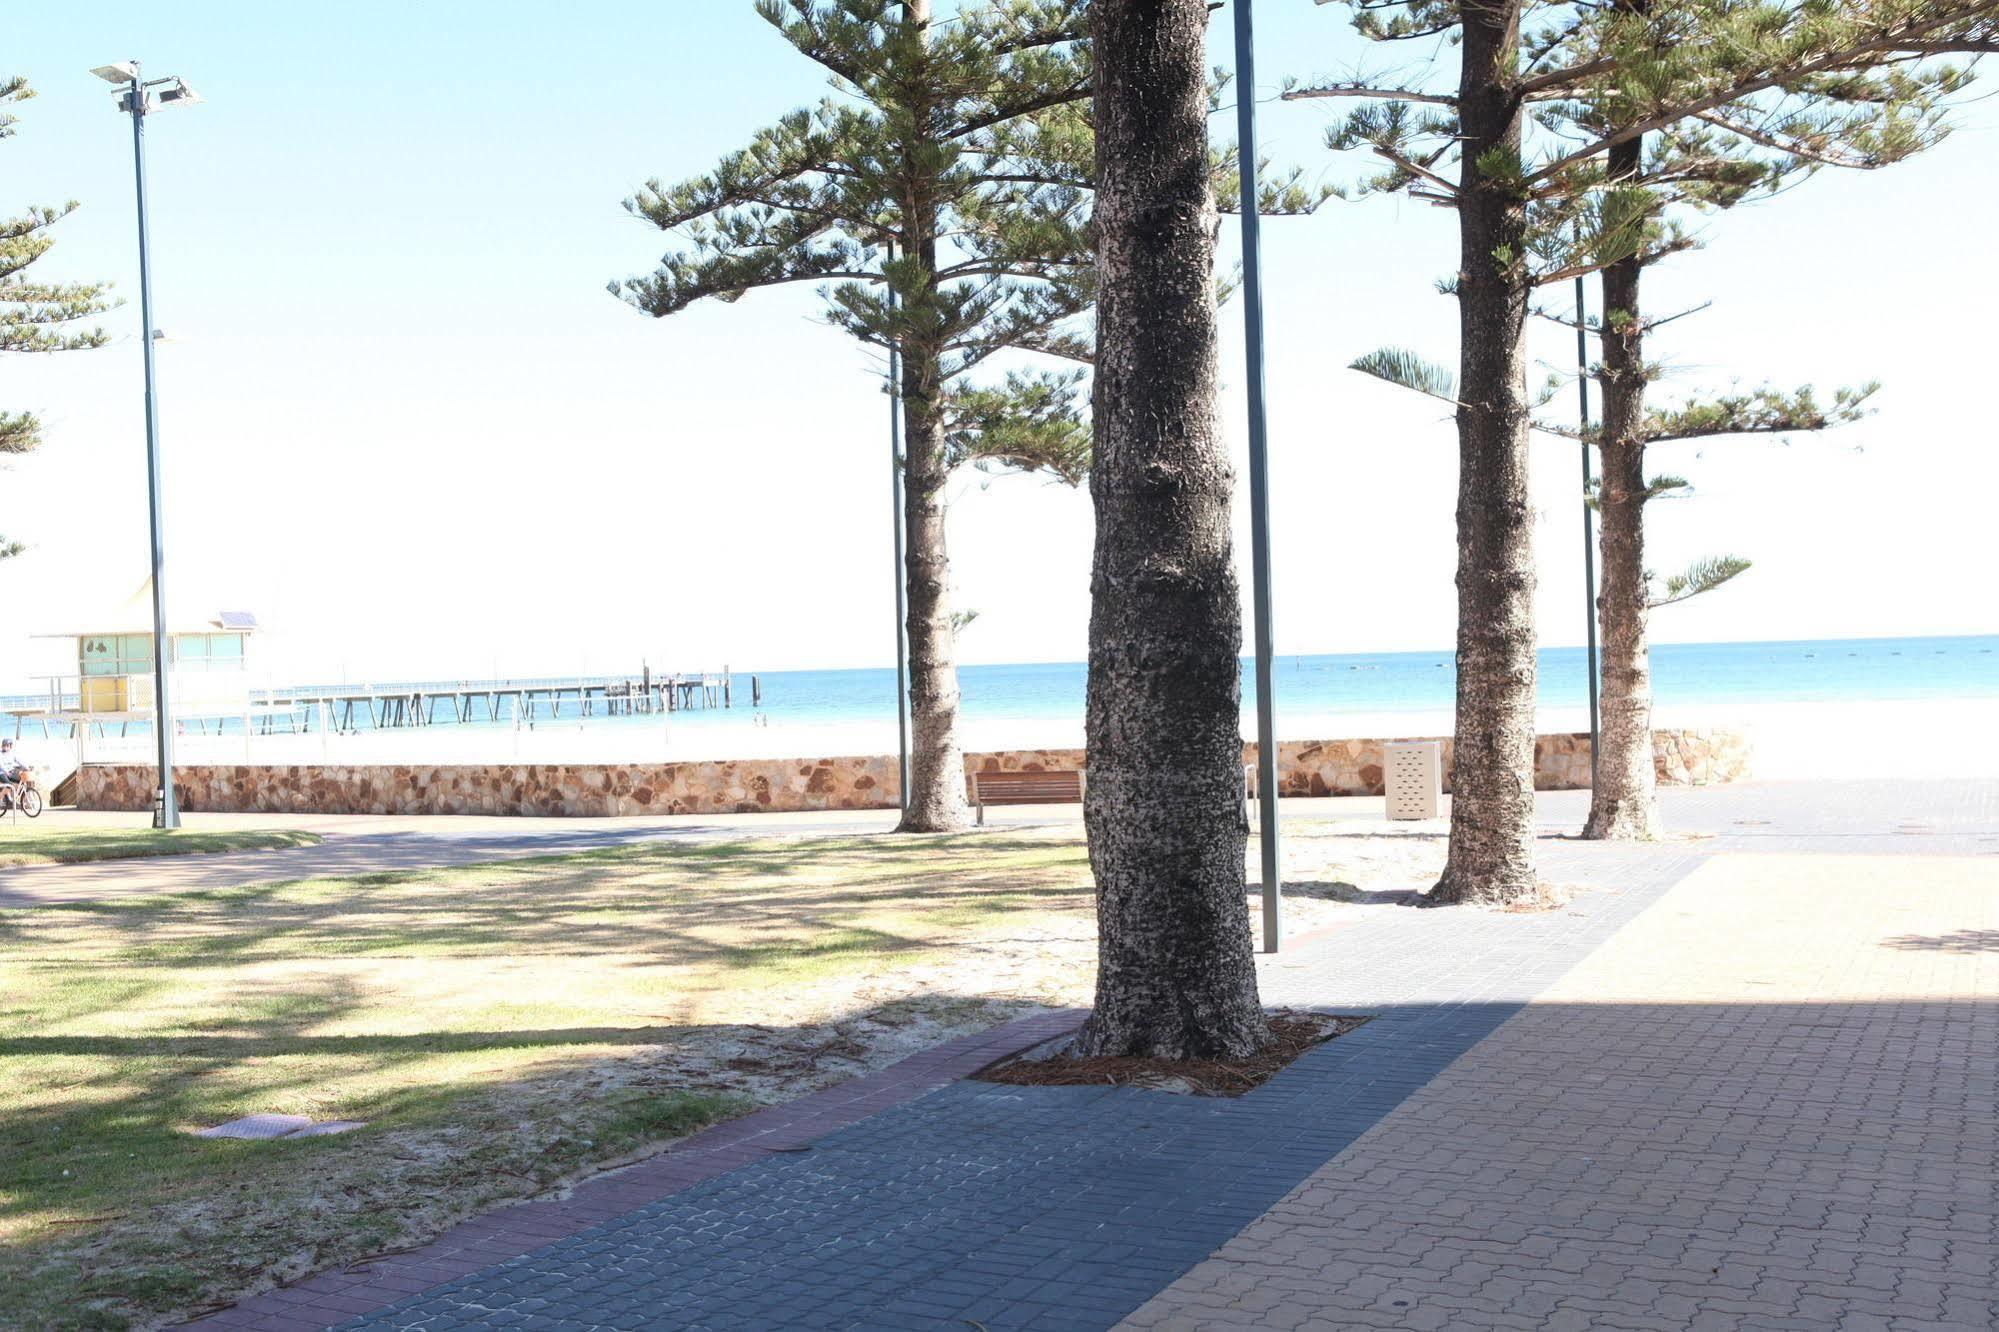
[972,766,1257,828]
[970,768,1084,825]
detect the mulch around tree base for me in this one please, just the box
[974,1009,1371,1098]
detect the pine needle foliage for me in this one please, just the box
[1349,347,1457,403]
[1292,1,1997,289]
[2,77,118,561]
[616,1,1320,477]
[1308,0,1987,510]
[617,0,1100,482]
[1642,381,1877,443]
[1650,554,1753,607]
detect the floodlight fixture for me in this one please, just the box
[158,80,202,107]
[91,62,139,84]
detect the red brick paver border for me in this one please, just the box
[178,1008,1085,1331]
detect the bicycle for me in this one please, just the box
[0,772,43,819]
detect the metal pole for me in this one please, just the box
[886,243,911,811]
[127,71,179,830]
[1232,0,1282,953]
[1575,271,1600,785]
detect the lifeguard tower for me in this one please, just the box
[14,581,260,738]
[61,614,258,718]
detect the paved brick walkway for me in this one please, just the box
[169,781,1996,1330]
[1124,851,1999,1330]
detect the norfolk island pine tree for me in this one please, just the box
[1076,0,1271,1060]
[1312,0,1996,842]
[616,0,1096,833]
[1285,0,1999,899]
[1535,1,1992,838]
[616,0,1319,834]
[2,76,117,561]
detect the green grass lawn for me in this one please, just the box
[0,831,1096,1330]
[0,827,323,868]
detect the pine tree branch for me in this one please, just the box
[1689,111,1883,169]
[1349,346,1459,406]
[1372,144,1460,195]
[1649,555,1752,608]
[755,0,878,88]
[974,172,1094,189]
[1532,234,1697,289]
[1527,12,1991,188]
[1009,327,1094,365]
[937,260,1089,280]
[982,17,1091,57]
[945,79,1093,142]
[0,408,41,454]
[618,260,877,317]
[1282,82,1457,107]
[1641,383,1879,444]
[1517,56,1622,98]
[940,368,1091,483]
[1530,300,1710,335]
[3,78,115,464]
[1893,40,1999,55]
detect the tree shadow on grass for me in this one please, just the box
[0,832,1095,978]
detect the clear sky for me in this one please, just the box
[3,2,1994,689]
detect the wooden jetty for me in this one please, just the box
[5,667,764,740]
[252,670,756,735]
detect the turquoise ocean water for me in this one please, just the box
[683,633,1999,731]
[10,635,1994,737]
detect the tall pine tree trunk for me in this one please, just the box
[1074,0,1266,1060]
[1431,0,1541,907]
[891,0,973,833]
[1583,134,1663,840]
[896,351,974,832]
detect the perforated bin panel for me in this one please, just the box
[1384,740,1441,820]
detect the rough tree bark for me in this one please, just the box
[1430,0,1542,906]
[1583,132,1664,840]
[1073,0,1267,1059]
[897,350,974,832]
[893,0,974,833]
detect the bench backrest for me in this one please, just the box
[972,769,1084,805]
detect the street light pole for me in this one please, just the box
[129,79,179,829]
[886,243,911,811]
[95,60,200,830]
[1231,0,1283,953]
[1575,272,1601,784]
[100,65,186,832]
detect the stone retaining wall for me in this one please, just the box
[73,727,1749,817]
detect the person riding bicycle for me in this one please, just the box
[0,739,26,811]
[0,738,42,817]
